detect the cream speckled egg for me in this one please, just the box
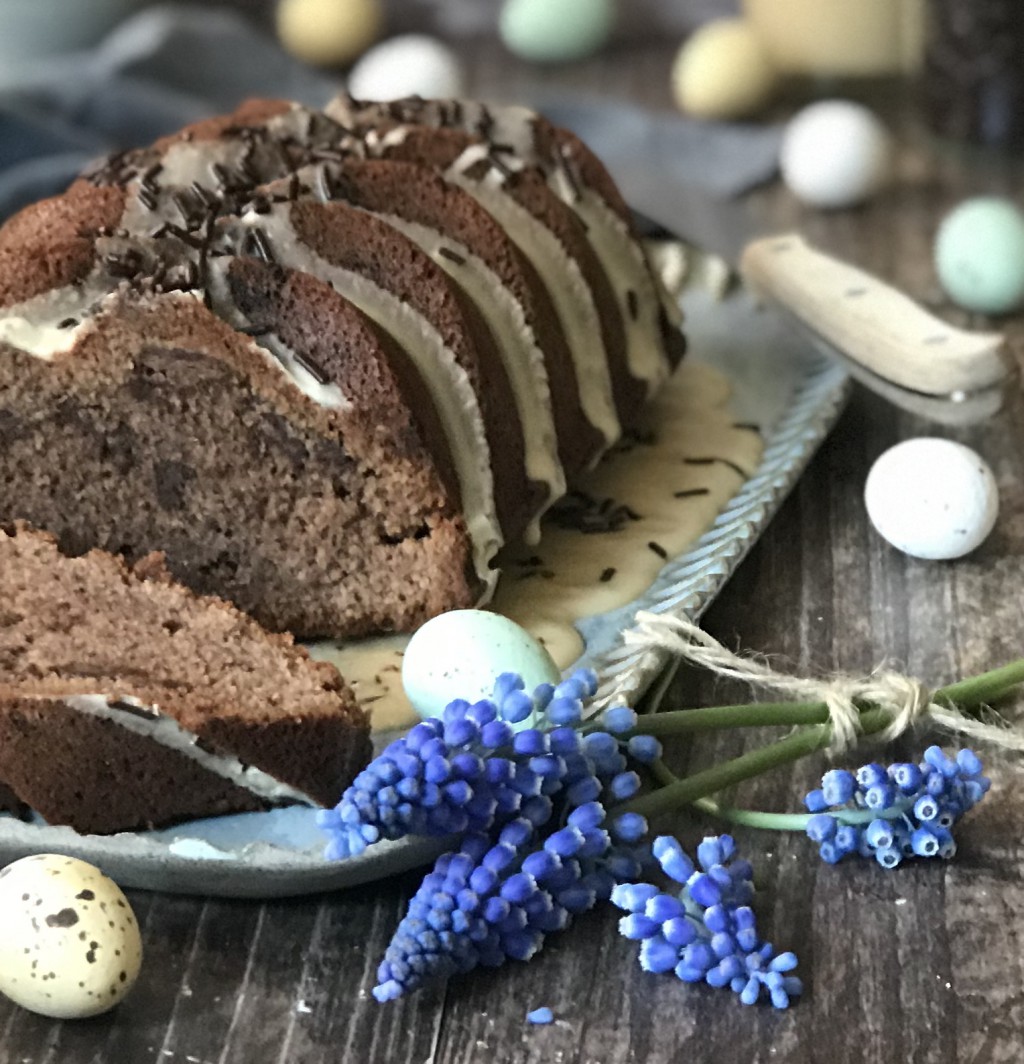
[402,610,560,725]
[0,855,142,1020]
[864,439,998,560]
[348,34,465,101]
[276,0,382,67]
[780,100,892,209]
[671,19,778,121]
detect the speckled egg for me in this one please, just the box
[780,100,892,209]
[864,439,999,560]
[499,0,616,64]
[348,34,466,101]
[276,0,382,67]
[935,197,1024,316]
[671,19,778,121]
[402,610,561,725]
[0,855,142,1019]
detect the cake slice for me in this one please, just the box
[0,525,371,835]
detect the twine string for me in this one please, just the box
[625,611,1024,754]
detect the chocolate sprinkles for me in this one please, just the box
[245,226,276,264]
[599,567,617,583]
[292,350,330,386]
[438,247,466,266]
[106,699,160,721]
[673,487,710,499]
[684,456,750,479]
[648,541,668,560]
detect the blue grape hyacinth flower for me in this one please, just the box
[803,746,990,868]
[373,802,651,1000]
[317,669,661,861]
[612,834,801,1009]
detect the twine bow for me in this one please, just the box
[625,612,1024,755]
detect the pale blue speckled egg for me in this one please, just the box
[935,197,1024,315]
[402,610,561,726]
[499,0,616,64]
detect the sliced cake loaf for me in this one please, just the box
[0,525,371,835]
[0,97,684,639]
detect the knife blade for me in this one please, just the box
[617,167,1014,425]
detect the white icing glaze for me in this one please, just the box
[307,360,763,732]
[568,189,676,394]
[236,205,502,589]
[62,694,318,805]
[370,211,566,539]
[0,284,106,358]
[447,144,621,451]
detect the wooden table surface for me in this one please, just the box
[4,39,1024,1064]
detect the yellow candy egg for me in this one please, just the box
[0,855,143,1020]
[672,19,778,121]
[277,0,383,67]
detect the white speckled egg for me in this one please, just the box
[348,34,466,101]
[0,855,142,1019]
[499,0,616,65]
[276,0,382,67]
[864,439,998,560]
[671,19,778,121]
[934,197,1024,315]
[780,100,892,209]
[402,610,560,725]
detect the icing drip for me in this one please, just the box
[368,210,567,540]
[229,204,503,588]
[62,694,318,806]
[447,143,621,451]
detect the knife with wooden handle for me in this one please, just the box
[617,167,1014,422]
[740,233,1011,400]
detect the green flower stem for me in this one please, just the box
[691,796,913,832]
[648,758,913,831]
[627,657,1024,738]
[627,707,890,821]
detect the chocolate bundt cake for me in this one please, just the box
[0,525,370,834]
[0,97,684,639]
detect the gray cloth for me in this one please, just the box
[0,3,778,221]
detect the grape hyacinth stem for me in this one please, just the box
[690,796,914,833]
[625,709,893,821]
[624,658,1024,738]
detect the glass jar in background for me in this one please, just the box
[743,0,925,88]
[923,0,1024,149]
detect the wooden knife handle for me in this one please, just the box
[741,234,1010,397]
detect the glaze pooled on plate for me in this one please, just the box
[309,359,764,730]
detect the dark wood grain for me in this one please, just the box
[5,36,1024,1064]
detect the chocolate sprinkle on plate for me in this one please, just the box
[684,456,750,479]
[648,541,668,560]
[599,567,616,583]
[673,487,710,498]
